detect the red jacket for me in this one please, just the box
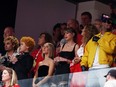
[31,48,44,73]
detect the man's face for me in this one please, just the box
[4,40,14,52]
[3,28,14,38]
[67,20,79,31]
[102,22,112,31]
[67,20,76,29]
[81,15,91,26]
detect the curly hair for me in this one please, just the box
[39,32,53,44]
[20,36,35,52]
[4,36,19,51]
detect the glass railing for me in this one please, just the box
[17,67,116,87]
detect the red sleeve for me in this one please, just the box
[14,84,20,87]
[77,34,82,47]
[31,49,39,58]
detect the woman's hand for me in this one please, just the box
[54,56,60,62]
[54,56,71,63]
[73,56,81,64]
[32,83,38,87]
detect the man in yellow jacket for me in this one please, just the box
[81,18,116,87]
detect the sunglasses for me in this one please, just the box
[103,20,112,24]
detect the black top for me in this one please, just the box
[38,65,49,77]
[59,44,76,60]
[12,52,33,80]
[54,44,76,75]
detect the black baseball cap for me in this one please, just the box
[104,69,116,78]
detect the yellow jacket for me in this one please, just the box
[81,32,116,68]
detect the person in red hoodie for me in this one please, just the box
[30,32,53,77]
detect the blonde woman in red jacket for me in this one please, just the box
[2,67,20,87]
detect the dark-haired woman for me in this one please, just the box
[30,32,53,77]
[53,28,80,86]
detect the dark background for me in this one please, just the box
[0,0,18,55]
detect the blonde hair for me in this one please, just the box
[43,43,55,59]
[4,36,19,51]
[20,36,35,52]
[3,68,18,86]
[82,24,99,44]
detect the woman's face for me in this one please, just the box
[38,34,46,46]
[2,70,11,82]
[19,42,28,52]
[64,31,74,41]
[42,43,49,54]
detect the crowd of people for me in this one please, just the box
[0,11,116,87]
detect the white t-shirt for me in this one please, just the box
[91,46,109,69]
[104,80,116,87]
[76,44,84,58]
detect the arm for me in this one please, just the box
[80,43,89,68]
[54,56,71,63]
[32,67,38,87]
[73,44,81,64]
[36,60,55,86]
[9,55,18,64]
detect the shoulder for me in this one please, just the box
[104,80,116,87]
[75,44,79,47]
[48,58,54,66]
[105,32,116,37]
[48,58,54,63]
[75,44,79,49]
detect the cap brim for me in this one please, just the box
[104,75,107,77]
